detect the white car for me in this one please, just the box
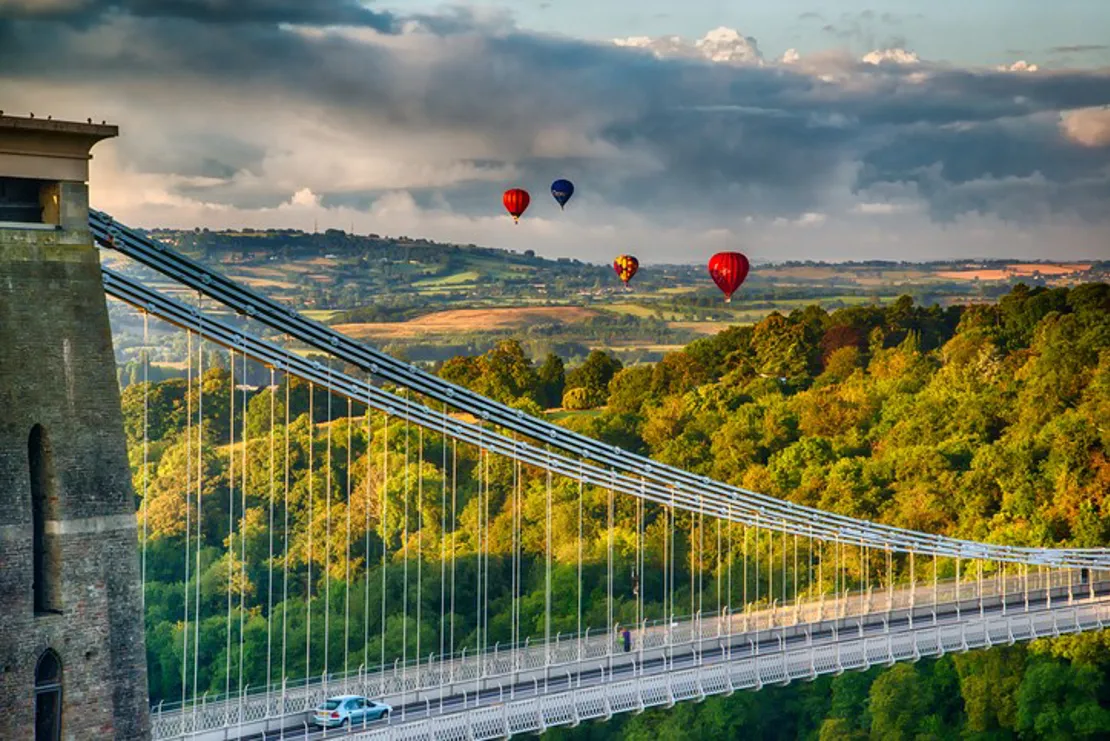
[311,695,392,729]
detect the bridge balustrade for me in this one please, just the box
[149,571,1108,739]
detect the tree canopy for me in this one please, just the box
[123,283,1110,738]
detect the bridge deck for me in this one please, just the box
[155,574,1110,740]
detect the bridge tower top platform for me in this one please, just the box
[0,114,150,740]
[0,113,117,232]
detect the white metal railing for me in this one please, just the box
[150,569,1108,738]
[339,599,1110,741]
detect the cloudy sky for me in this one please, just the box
[2,1,1109,264]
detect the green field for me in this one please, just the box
[600,303,663,318]
[412,270,482,287]
[303,309,341,321]
[106,230,1110,364]
[545,408,605,423]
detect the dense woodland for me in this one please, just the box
[124,283,1110,739]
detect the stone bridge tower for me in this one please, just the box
[0,114,150,739]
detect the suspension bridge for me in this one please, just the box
[92,211,1110,740]
[1,114,1107,741]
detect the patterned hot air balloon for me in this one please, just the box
[551,179,575,210]
[707,251,750,302]
[503,188,530,223]
[613,254,639,286]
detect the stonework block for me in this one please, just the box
[57,182,89,232]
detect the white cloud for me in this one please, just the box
[695,27,763,64]
[998,60,1039,72]
[1060,107,1110,147]
[861,48,921,65]
[852,202,917,215]
[289,188,321,208]
[613,26,762,65]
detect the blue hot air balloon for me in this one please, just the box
[551,179,575,210]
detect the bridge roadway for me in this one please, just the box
[161,575,1109,740]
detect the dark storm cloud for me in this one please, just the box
[598,104,854,215]
[127,133,268,180]
[3,4,1110,227]
[1,0,395,29]
[857,113,1110,221]
[809,68,1110,128]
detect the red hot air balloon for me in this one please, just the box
[708,252,750,302]
[613,254,639,286]
[503,188,530,223]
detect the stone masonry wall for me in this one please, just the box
[0,218,151,739]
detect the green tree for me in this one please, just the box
[475,340,539,404]
[607,365,653,414]
[1016,658,1110,740]
[751,312,810,379]
[536,353,566,409]
[566,350,623,408]
[439,354,482,390]
[562,387,591,410]
[120,378,188,445]
[819,718,867,741]
[869,664,929,740]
